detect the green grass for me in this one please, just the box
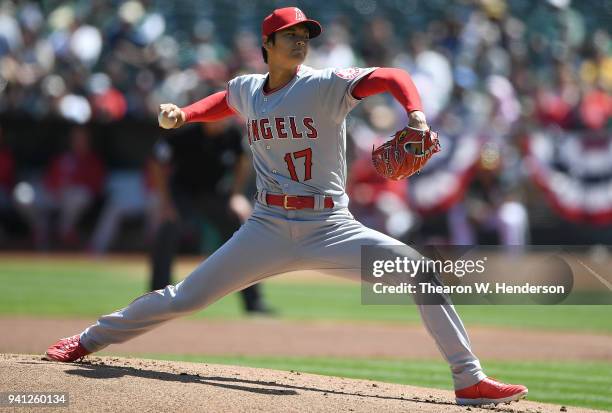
[3,258,612,410]
[120,354,612,411]
[0,260,612,333]
[1,259,611,333]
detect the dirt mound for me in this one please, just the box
[0,354,603,413]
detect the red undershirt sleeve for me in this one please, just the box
[181,91,236,123]
[352,68,423,113]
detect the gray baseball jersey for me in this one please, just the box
[79,65,486,390]
[227,65,377,207]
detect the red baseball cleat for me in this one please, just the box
[45,334,91,362]
[455,377,528,405]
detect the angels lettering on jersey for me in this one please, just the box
[246,116,318,145]
[226,65,378,200]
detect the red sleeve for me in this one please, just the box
[181,91,236,123]
[352,68,423,113]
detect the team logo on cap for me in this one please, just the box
[295,8,305,21]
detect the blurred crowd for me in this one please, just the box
[0,0,610,250]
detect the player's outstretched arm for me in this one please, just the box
[158,91,236,129]
[353,68,426,126]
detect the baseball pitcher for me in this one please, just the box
[46,7,527,406]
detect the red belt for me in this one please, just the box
[265,193,334,210]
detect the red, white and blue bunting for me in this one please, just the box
[407,132,483,214]
[525,129,612,225]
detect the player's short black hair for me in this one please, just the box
[261,32,276,64]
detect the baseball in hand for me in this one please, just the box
[158,111,178,129]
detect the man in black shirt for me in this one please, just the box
[151,120,272,314]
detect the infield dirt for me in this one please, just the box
[1,354,606,413]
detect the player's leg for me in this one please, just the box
[198,192,272,314]
[149,187,193,291]
[75,213,295,353]
[300,210,486,390]
[149,219,180,290]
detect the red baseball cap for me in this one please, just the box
[262,7,322,39]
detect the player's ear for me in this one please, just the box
[263,33,275,48]
[262,33,275,63]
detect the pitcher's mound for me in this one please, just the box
[0,354,600,412]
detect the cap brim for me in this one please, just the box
[272,19,322,39]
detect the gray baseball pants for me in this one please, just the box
[80,202,486,389]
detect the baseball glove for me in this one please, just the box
[372,126,441,180]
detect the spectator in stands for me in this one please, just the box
[88,159,158,254]
[448,140,529,246]
[0,125,15,242]
[14,125,105,248]
[0,0,610,249]
[534,61,581,129]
